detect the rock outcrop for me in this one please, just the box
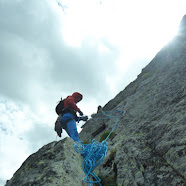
[6,138,85,186]
[6,15,186,186]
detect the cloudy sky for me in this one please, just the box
[0,0,186,184]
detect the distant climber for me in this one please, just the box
[55,92,87,142]
[97,105,102,113]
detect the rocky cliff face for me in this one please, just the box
[6,138,86,186]
[6,15,186,186]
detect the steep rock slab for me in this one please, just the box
[6,138,85,186]
[79,16,186,186]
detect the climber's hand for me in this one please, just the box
[78,110,83,116]
[83,116,88,121]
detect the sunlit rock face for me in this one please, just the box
[179,14,186,34]
[6,15,186,186]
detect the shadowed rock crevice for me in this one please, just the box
[92,123,106,137]
[144,141,186,183]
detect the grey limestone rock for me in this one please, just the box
[6,138,85,186]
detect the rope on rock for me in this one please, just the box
[74,109,125,185]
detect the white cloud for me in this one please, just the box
[0,133,29,177]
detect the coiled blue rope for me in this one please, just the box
[74,109,125,185]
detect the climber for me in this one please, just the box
[97,105,102,113]
[59,92,85,142]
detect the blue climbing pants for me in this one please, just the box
[61,113,80,142]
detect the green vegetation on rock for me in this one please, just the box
[99,131,116,142]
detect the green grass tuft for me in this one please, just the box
[99,131,116,142]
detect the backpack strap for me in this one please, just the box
[54,115,63,137]
[54,115,74,137]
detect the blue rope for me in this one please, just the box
[74,109,124,185]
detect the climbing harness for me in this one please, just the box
[74,109,125,185]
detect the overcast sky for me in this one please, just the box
[0,0,186,185]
